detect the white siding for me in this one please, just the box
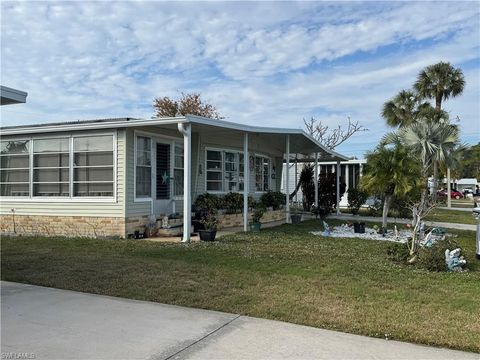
[0,129,126,217]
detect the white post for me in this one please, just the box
[336,161,340,215]
[286,135,290,223]
[294,159,298,204]
[178,123,191,242]
[314,153,318,208]
[243,133,249,232]
[359,163,363,177]
[345,163,349,194]
[447,167,451,208]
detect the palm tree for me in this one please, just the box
[414,62,465,112]
[414,62,465,200]
[384,120,460,256]
[361,143,420,232]
[382,90,425,128]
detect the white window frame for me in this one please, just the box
[205,148,225,193]
[204,147,271,194]
[173,141,184,200]
[0,131,117,203]
[254,154,271,193]
[0,137,31,197]
[134,134,153,202]
[133,130,183,203]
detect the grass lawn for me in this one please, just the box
[2,220,479,353]
[425,208,477,225]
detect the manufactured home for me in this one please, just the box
[0,116,347,241]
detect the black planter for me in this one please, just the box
[353,222,365,234]
[291,214,302,224]
[199,230,217,241]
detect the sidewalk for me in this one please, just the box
[328,213,476,231]
[2,281,478,360]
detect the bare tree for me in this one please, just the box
[304,117,367,149]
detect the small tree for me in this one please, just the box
[347,188,368,215]
[361,143,420,232]
[304,117,367,150]
[153,92,220,119]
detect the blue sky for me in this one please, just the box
[1,1,479,158]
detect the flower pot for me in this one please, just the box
[250,222,261,231]
[353,222,365,233]
[199,230,217,241]
[291,214,302,224]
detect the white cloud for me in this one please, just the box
[0,1,478,158]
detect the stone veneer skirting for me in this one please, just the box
[0,214,125,238]
[0,210,286,239]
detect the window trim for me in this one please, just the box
[0,131,117,202]
[133,133,153,202]
[204,147,271,194]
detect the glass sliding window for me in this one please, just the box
[32,138,69,197]
[0,140,30,196]
[255,156,263,191]
[173,143,184,196]
[263,158,270,191]
[135,136,151,198]
[73,135,114,197]
[206,150,222,191]
[224,152,238,192]
[238,153,244,191]
[255,156,270,192]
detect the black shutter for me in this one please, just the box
[156,143,170,199]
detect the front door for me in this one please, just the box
[154,142,172,215]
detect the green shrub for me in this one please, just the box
[260,191,285,210]
[416,237,458,272]
[347,188,368,215]
[252,205,266,223]
[387,242,410,263]
[223,192,243,214]
[194,193,221,211]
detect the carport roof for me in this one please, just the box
[0,115,348,161]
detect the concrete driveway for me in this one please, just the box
[1,281,477,360]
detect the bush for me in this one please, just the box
[347,188,368,215]
[252,205,266,223]
[223,192,243,214]
[416,237,459,272]
[387,242,410,263]
[194,193,221,212]
[260,191,285,210]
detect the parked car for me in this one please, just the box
[437,189,463,199]
[463,189,474,199]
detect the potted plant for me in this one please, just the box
[290,206,302,224]
[199,211,218,241]
[347,188,368,233]
[250,206,265,231]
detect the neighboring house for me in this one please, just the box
[0,116,347,240]
[281,159,366,207]
[0,85,28,105]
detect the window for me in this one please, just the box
[224,152,238,191]
[0,134,116,199]
[73,135,114,197]
[255,156,270,192]
[203,149,270,193]
[173,143,184,196]
[238,153,245,191]
[0,140,30,196]
[206,150,223,191]
[135,136,151,198]
[33,138,70,197]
